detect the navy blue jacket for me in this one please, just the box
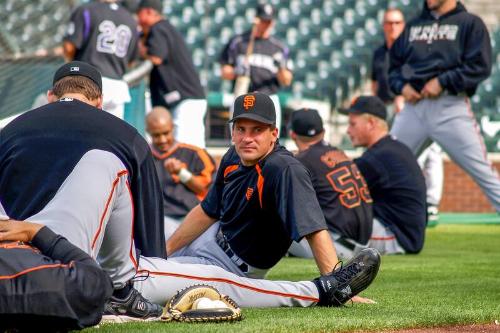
[389,2,491,96]
[354,136,427,253]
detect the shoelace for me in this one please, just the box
[332,262,361,285]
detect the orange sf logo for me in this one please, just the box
[243,95,255,110]
[245,187,254,201]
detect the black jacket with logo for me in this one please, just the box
[389,2,491,96]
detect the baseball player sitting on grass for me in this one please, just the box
[0,210,112,332]
[146,106,216,240]
[288,108,373,260]
[0,61,165,322]
[342,96,427,255]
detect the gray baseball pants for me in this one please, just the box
[391,95,500,212]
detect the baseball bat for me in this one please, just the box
[233,21,257,98]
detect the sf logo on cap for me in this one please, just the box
[243,95,255,110]
[70,66,80,72]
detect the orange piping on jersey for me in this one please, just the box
[223,165,239,178]
[255,164,264,208]
[370,236,396,241]
[0,242,38,252]
[125,179,138,269]
[91,170,129,251]
[142,270,319,303]
[150,143,180,160]
[0,263,70,280]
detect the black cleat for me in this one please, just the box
[102,287,163,323]
[313,248,381,307]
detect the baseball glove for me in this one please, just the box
[161,284,242,323]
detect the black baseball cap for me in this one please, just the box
[137,0,163,13]
[256,3,275,20]
[229,92,276,125]
[53,61,102,92]
[290,108,324,137]
[339,96,387,120]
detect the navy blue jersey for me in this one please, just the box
[145,19,205,108]
[296,141,373,244]
[201,143,327,269]
[219,31,293,95]
[0,227,113,331]
[0,99,166,258]
[371,44,396,103]
[354,136,427,253]
[151,143,216,218]
[389,2,491,96]
[64,1,139,79]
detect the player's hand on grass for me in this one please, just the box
[351,295,376,304]
[420,77,443,99]
[402,84,422,104]
[0,219,44,242]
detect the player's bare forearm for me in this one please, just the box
[305,229,339,275]
[277,68,292,87]
[184,176,210,196]
[166,204,216,254]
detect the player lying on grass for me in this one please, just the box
[0,214,112,332]
[0,216,381,326]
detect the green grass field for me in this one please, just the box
[85,224,500,333]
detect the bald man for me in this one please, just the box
[146,107,216,240]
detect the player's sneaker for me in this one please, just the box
[101,287,163,323]
[313,248,381,307]
[427,204,439,228]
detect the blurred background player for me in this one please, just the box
[219,3,293,134]
[343,96,427,255]
[288,108,373,260]
[389,0,500,214]
[63,0,139,119]
[137,0,207,148]
[372,7,443,225]
[146,106,216,240]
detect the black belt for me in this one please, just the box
[215,230,249,273]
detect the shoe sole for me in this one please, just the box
[100,315,162,324]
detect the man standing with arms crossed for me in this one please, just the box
[219,3,293,133]
[389,0,500,212]
[64,0,139,119]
